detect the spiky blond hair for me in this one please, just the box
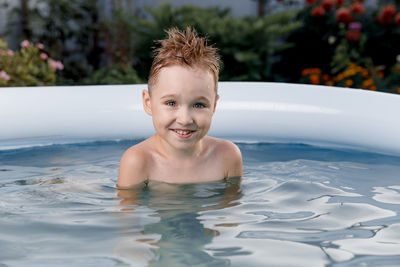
[148,27,220,93]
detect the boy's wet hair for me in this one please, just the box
[148,27,220,93]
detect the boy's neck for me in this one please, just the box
[153,134,204,160]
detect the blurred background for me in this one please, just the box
[0,0,399,94]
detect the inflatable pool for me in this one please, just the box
[1,82,400,266]
[1,82,400,155]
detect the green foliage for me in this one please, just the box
[5,0,101,84]
[0,38,61,86]
[82,65,143,85]
[3,0,399,94]
[133,3,301,81]
[330,31,368,74]
[2,1,301,85]
[380,62,400,94]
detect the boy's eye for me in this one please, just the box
[193,103,205,109]
[166,101,176,107]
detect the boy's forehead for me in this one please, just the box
[151,65,216,94]
[159,64,212,78]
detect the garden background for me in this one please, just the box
[1,0,400,94]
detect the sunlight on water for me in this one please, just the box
[0,140,400,266]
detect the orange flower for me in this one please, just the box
[397,88,400,94]
[345,79,354,87]
[302,68,321,76]
[378,72,384,78]
[310,74,320,84]
[370,85,377,91]
[326,81,334,86]
[362,79,373,88]
[336,73,345,81]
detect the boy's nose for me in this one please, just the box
[176,107,194,125]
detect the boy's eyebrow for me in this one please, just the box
[194,96,211,103]
[159,94,211,103]
[160,94,177,99]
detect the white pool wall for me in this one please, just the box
[0,82,399,155]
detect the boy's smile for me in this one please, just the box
[172,129,194,139]
[143,65,219,154]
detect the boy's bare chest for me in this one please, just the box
[148,156,226,183]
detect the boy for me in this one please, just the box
[117,27,242,188]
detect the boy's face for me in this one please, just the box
[143,65,218,151]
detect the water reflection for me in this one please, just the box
[115,178,242,266]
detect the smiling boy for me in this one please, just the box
[117,27,242,188]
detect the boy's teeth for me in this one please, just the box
[176,130,190,135]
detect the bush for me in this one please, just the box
[133,3,302,82]
[4,0,102,84]
[3,0,144,85]
[0,38,62,86]
[285,0,400,93]
[82,65,143,85]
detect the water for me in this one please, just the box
[0,140,400,266]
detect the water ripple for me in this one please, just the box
[1,141,400,266]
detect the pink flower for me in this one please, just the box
[48,59,58,69]
[48,58,64,70]
[20,40,30,48]
[36,43,44,50]
[56,61,64,70]
[40,53,48,60]
[7,50,14,56]
[0,71,11,81]
[349,21,362,31]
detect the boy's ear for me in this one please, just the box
[213,94,219,113]
[142,89,152,116]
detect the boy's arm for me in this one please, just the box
[117,148,147,189]
[224,141,243,178]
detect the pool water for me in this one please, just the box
[1,140,400,266]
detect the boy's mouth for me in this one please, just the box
[171,129,195,139]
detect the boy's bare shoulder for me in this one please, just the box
[207,137,240,154]
[117,141,152,189]
[206,137,243,177]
